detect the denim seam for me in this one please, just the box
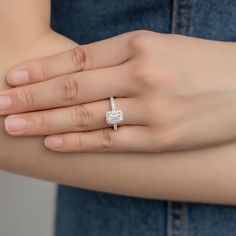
[167,202,187,236]
[167,201,173,236]
[182,0,191,33]
[172,0,191,34]
[179,203,186,236]
[171,0,180,33]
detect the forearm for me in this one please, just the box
[0,0,50,45]
[1,118,236,205]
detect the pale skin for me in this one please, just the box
[0,0,236,205]
[3,32,236,152]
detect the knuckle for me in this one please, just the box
[37,111,48,130]
[74,134,83,150]
[101,128,114,148]
[60,77,80,102]
[71,105,92,129]
[70,46,87,71]
[133,62,155,89]
[17,88,34,109]
[129,30,155,51]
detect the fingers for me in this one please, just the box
[0,64,132,115]
[7,32,134,86]
[44,126,151,152]
[4,98,145,136]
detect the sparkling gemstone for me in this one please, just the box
[106,110,124,125]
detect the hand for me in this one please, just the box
[1,30,236,152]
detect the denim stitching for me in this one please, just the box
[182,0,191,33]
[167,201,173,236]
[171,0,180,33]
[179,203,186,236]
[171,0,191,34]
[167,202,187,236]
[175,203,182,236]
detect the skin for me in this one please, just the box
[1,0,236,205]
[2,32,236,152]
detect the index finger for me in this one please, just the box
[7,31,134,86]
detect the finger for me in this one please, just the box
[0,64,132,115]
[44,126,151,152]
[7,31,134,86]
[4,98,145,136]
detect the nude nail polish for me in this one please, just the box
[7,70,29,85]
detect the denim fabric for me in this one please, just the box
[51,1,236,235]
[51,0,172,44]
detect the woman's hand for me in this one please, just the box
[1,30,236,152]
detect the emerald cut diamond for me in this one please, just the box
[106,110,124,125]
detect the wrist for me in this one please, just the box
[0,30,77,89]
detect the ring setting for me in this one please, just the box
[105,97,124,130]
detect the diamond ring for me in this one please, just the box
[105,97,124,130]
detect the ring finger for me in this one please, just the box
[4,98,146,136]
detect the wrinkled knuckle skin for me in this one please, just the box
[71,46,87,71]
[17,89,34,109]
[102,128,114,148]
[71,105,92,129]
[75,134,83,150]
[61,77,80,102]
[38,111,48,130]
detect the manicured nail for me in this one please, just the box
[0,96,11,110]
[44,136,63,149]
[5,116,27,134]
[7,70,29,85]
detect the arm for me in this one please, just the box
[0,1,236,205]
[0,0,50,50]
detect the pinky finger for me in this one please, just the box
[44,126,150,152]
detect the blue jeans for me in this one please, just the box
[51,0,236,235]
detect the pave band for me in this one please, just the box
[105,97,124,130]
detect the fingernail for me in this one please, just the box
[7,70,29,85]
[5,116,27,134]
[44,136,63,149]
[0,96,11,110]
